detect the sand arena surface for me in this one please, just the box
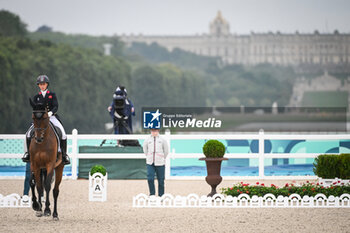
[0,179,350,233]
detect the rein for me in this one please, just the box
[33,124,49,132]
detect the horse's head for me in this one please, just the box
[29,98,49,144]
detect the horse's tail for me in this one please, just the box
[54,152,62,168]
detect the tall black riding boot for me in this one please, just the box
[22,137,31,163]
[61,139,71,165]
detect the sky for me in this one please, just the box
[1,0,350,36]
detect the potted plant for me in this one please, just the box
[89,164,108,202]
[199,140,228,196]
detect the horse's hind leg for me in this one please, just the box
[53,163,64,220]
[44,167,54,216]
[30,172,40,211]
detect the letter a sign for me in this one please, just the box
[89,172,107,202]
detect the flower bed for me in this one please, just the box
[318,178,350,187]
[222,181,350,198]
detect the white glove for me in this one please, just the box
[48,111,53,117]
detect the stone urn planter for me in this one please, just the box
[200,140,227,197]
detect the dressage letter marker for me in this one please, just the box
[89,172,107,202]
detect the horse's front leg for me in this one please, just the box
[43,168,54,217]
[30,172,40,211]
[34,171,43,217]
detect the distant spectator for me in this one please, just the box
[143,128,169,196]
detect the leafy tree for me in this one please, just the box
[36,25,53,33]
[126,42,219,71]
[130,66,167,109]
[0,10,27,37]
[30,32,125,57]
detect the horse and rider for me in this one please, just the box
[22,76,135,219]
[22,75,70,165]
[23,75,70,220]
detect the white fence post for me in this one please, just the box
[258,129,265,179]
[71,129,78,180]
[164,130,171,180]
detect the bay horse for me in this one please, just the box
[29,98,64,220]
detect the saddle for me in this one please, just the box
[50,123,62,141]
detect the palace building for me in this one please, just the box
[119,11,350,72]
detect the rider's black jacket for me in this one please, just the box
[33,90,59,116]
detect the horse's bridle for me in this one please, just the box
[32,110,49,144]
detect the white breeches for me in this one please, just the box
[50,116,67,139]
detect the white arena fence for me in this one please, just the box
[0,129,349,180]
[133,193,350,208]
[0,194,31,208]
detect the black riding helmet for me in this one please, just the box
[36,75,50,86]
[115,86,127,96]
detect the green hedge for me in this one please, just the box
[339,154,350,179]
[313,154,350,179]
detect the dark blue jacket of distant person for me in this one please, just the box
[108,86,135,134]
